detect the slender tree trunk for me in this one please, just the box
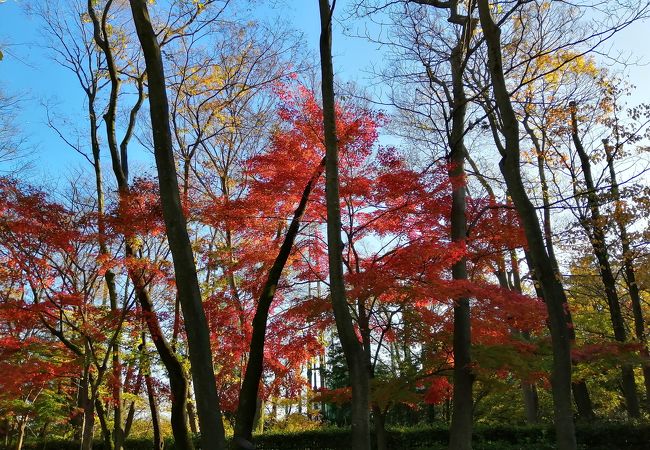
[95,398,113,450]
[604,139,650,410]
[507,251,540,424]
[80,361,95,450]
[72,376,83,442]
[13,419,26,450]
[109,273,124,450]
[146,373,164,450]
[413,3,476,444]
[123,400,137,440]
[319,349,327,417]
[233,159,325,448]
[570,102,639,418]
[447,21,473,450]
[128,2,226,448]
[477,2,576,448]
[318,1,370,448]
[87,8,145,447]
[137,283,194,450]
[359,298,387,450]
[522,122,596,422]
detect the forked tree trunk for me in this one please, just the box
[477,2,576,448]
[318,1,371,448]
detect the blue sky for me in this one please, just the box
[0,0,382,181]
[0,0,648,182]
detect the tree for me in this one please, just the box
[476,1,577,448]
[232,111,324,449]
[128,1,227,448]
[403,2,478,447]
[569,100,640,417]
[318,1,371,448]
[0,88,29,173]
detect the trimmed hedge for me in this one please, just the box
[6,423,650,450]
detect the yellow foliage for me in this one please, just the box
[269,413,321,433]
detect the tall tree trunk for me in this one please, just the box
[522,121,596,422]
[109,273,123,450]
[318,1,370,448]
[447,18,473,450]
[233,159,325,448]
[477,2,577,448]
[128,2,226,448]
[570,102,639,418]
[604,139,650,410]
[413,3,476,444]
[87,7,146,447]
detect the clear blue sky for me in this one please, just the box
[0,0,381,181]
[0,0,648,182]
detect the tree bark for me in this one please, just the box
[477,2,576,448]
[233,158,325,448]
[128,1,226,448]
[95,398,113,450]
[604,139,650,411]
[13,419,25,450]
[318,1,371,448]
[508,251,540,424]
[522,121,596,422]
[137,283,194,450]
[570,102,639,418]
[447,17,474,450]
[80,360,95,450]
[145,370,164,450]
